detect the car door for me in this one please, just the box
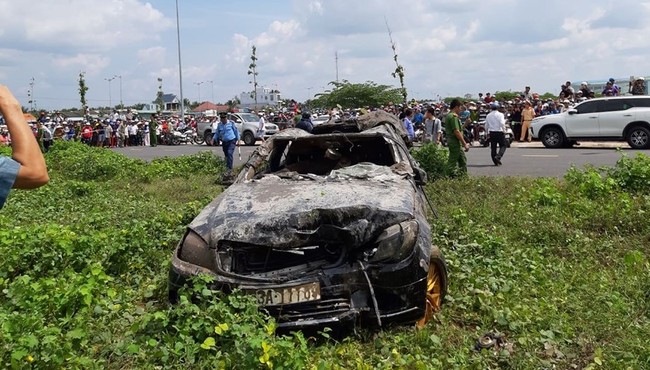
[597,99,634,137]
[228,114,244,135]
[565,100,599,137]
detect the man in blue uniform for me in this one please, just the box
[213,112,240,176]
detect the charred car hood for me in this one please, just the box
[190,176,417,249]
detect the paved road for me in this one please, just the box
[113,141,647,178]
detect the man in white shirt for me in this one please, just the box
[257,112,266,142]
[484,102,507,166]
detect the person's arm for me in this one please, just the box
[0,86,48,189]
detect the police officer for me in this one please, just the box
[213,112,240,176]
[444,99,470,176]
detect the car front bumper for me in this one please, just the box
[168,243,428,329]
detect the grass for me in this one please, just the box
[0,142,648,369]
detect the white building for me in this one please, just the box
[239,87,281,109]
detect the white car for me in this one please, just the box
[196,112,279,146]
[530,96,650,149]
[311,115,330,126]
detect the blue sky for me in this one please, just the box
[1,0,650,110]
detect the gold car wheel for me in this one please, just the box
[416,252,446,328]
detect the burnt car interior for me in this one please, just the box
[263,135,397,177]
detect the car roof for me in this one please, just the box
[579,96,649,102]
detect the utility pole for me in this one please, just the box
[175,0,185,121]
[335,51,339,83]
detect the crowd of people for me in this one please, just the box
[2,76,646,178]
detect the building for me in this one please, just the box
[162,94,181,111]
[239,87,281,109]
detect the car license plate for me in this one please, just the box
[247,282,320,306]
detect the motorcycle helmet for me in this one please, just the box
[460,110,470,120]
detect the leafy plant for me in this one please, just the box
[248,45,259,110]
[410,142,449,182]
[78,72,89,115]
[385,18,407,104]
[0,145,648,369]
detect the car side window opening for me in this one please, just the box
[575,101,598,114]
[598,100,628,112]
[623,98,650,108]
[267,136,396,176]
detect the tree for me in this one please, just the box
[183,99,200,110]
[310,80,404,109]
[78,72,89,116]
[386,19,407,104]
[247,45,259,111]
[493,90,521,102]
[226,97,240,112]
[155,78,164,111]
[539,92,557,100]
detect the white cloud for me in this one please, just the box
[7,0,650,109]
[137,47,166,66]
[52,54,110,74]
[0,0,172,51]
[308,1,323,14]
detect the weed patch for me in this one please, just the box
[0,144,648,369]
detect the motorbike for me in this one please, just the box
[463,121,476,146]
[170,127,201,145]
[439,126,473,147]
[478,121,515,147]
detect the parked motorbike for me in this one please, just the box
[171,127,200,145]
[463,121,476,146]
[478,122,515,147]
[477,121,488,147]
[440,126,473,147]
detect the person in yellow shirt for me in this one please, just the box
[520,100,535,142]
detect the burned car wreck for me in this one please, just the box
[169,111,448,329]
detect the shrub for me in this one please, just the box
[607,152,650,193]
[411,143,449,182]
[46,141,146,181]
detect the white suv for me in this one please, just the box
[197,112,278,146]
[531,96,650,149]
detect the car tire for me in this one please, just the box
[204,131,213,146]
[416,245,448,328]
[626,126,650,149]
[243,131,256,146]
[540,127,566,148]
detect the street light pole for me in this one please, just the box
[207,80,214,103]
[114,75,123,108]
[104,76,116,108]
[175,0,185,121]
[194,81,204,103]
